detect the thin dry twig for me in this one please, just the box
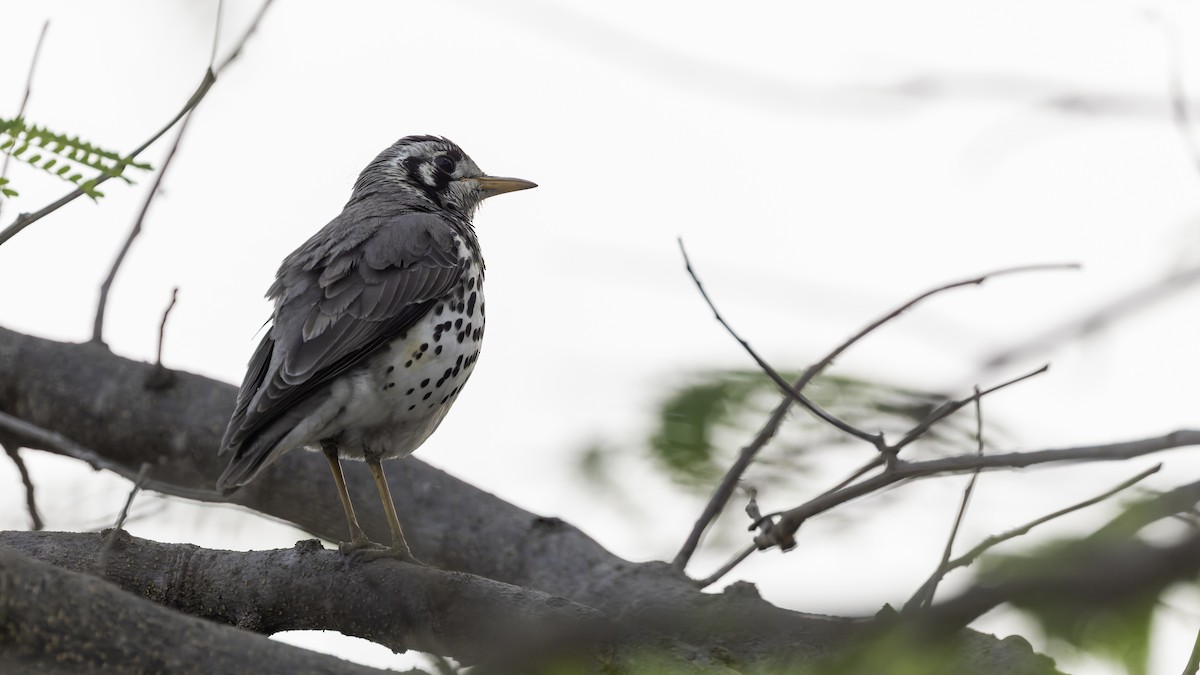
[672,245,1075,571]
[2,440,44,530]
[0,70,214,247]
[677,238,879,446]
[0,20,50,221]
[755,432,1196,551]
[912,388,986,610]
[905,464,1160,615]
[96,462,150,572]
[695,545,756,589]
[1156,12,1200,178]
[91,0,275,344]
[887,366,1047,456]
[144,287,180,389]
[980,264,1200,372]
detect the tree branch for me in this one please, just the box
[1,530,637,668]
[91,0,275,343]
[672,244,1074,571]
[0,325,1060,673]
[0,544,389,674]
[755,431,1200,551]
[0,440,42,530]
[0,19,49,220]
[902,464,1161,614]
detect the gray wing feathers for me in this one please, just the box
[218,210,465,487]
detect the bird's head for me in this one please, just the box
[353,135,536,219]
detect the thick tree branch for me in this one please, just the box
[0,325,1057,673]
[1,530,640,668]
[0,545,388,674]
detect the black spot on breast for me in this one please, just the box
[420,343,428,352]
[434,345,443,355]
[420,378,430,388]
[405,360,413,368]
[408,404,416,411]
[456,301,465,313]
[386,365,395,374]
[387,382,396,389]
[440,395,449,404]
[467,277,476,290]
[434,304,444,315]
[455,355,464,367]
[467,292,477,317]
[414,351,423,361]
[443,367,452,380]
[423,392,432,401]
[456,331,465,343]
[406,388,414,395]
[454,318,463,330]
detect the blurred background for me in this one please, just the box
[1,1,1199,672]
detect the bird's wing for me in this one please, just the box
[219,211,466,465]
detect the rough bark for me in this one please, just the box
[0,326,1057,673]
[1,529,622,664]
[0,546,390,675]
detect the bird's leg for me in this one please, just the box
[364,457,422,564]
[321,443,377,553]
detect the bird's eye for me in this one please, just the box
[433,156,455,174]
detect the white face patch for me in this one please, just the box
[418,162,439,188]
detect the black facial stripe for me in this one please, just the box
[403,155,444,207]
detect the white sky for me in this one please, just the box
[2,1,1200,673]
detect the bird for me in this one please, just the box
[216,135,535,562]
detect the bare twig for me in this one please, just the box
[672,247,1075,571]
[210,0,224,69]
[888,366,1047,455]
[91,0,275,343]
[0,20,50,220]
[156,287,179,367]
[755,431,1199,551]
[912,389,987,610]
[920,507,1200,636]
[903,464,1159,614]
[677,238,880,446]
[2,440,44,530]
[96,462,150,572]
[1156,12,1200,178]
[806,265,1077,392]
[144,287,180,389]
[695,545,756,589]
[981,265,1200,371]
[0,70,214,247]
[0,409,216,501]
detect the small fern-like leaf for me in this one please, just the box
[0,116,153,201]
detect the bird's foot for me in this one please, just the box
[338,536,425,565]
[348,545,426,565]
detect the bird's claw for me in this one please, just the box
[338,536,425,565]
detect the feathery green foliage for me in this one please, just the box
[0,117,152,200]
